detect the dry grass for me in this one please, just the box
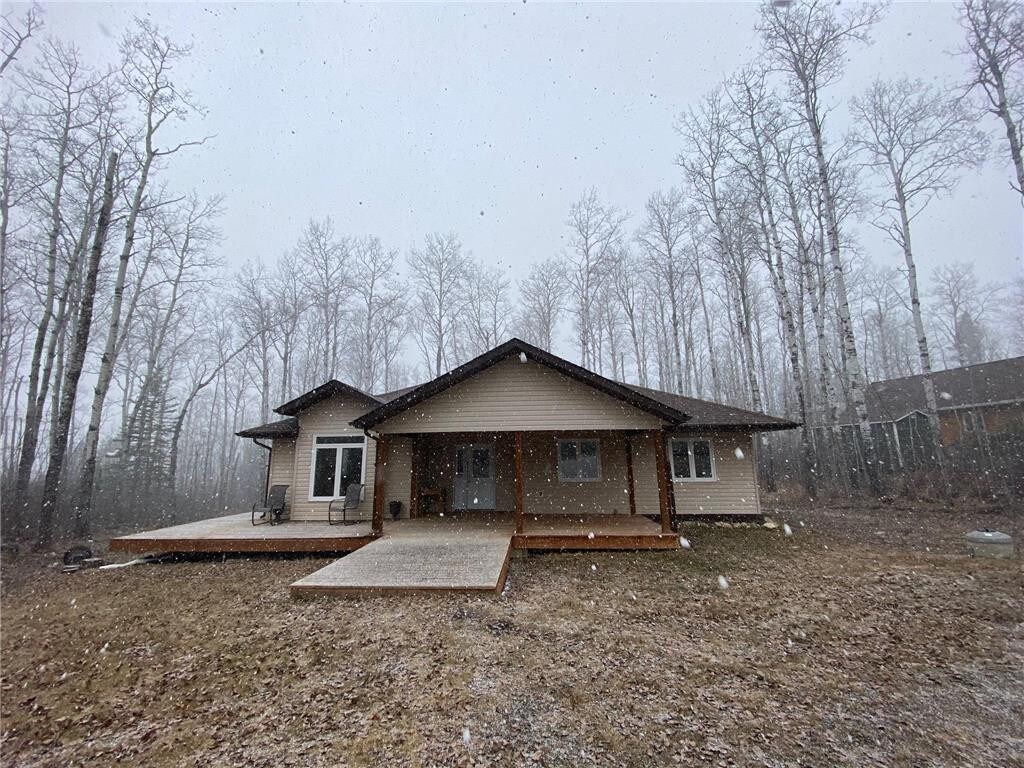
[2,503,1022,767]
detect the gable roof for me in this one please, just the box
[236,417,299,439]
[352,338,690,430]
[837,356,1024,425]
[623,384,799,431]
[273,379,381,417]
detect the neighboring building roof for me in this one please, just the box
[352,338,690,429]
[624,384,799,431]
[273,379,381,417]
[837,356,1024,425]
[374,384,419,403]
[236,417,299,439]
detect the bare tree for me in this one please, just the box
[637,188,688,392]
[0,4,42,77]
[851,77,988,464]
[76,19,207,531]
[959,0,1024,198]
[297,217,350,381]
[516,257,566,351]
[929,261,1003,367]
[10,39,115,526]
[35,151,117,548]
[350,236,405,392]
[408,232,468,377]
[564,189,626,368]
[607,245,651,386]
[760,0,885,493]
[269,249,307,401]
[462,261,513,357]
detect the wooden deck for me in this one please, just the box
[290,515,514,597]
[514,513,679,550]
[108,513,376,554]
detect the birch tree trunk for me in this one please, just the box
[36,152,117,548]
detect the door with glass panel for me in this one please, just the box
[452,443,496,510]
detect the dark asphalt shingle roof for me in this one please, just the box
[622,384,799,431]
[836,356,1024,424]
[236,417,299,439]
[237,339,800,437]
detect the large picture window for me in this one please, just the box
[310,435,366,500]
[669,438,716,482]
[557,438,601,481]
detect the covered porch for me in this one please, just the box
[370,429,678,550]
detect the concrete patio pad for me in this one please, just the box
[290,514,514,596]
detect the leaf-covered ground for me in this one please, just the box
[2,501,1022,767]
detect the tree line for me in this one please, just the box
[2,1,1023,549]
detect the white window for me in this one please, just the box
[309,435,366,500]
[669,438,716,482]
[557,438,601,481]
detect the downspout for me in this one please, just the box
[253,438,271,504]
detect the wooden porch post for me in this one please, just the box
[624,436,637,516]
[409,436,420,519]
[653,430,671,534]
[372,434,388,535]
[513,431,524,534]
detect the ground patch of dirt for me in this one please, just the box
[2,503,1022,767]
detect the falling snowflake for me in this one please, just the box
[679,536,690,549]
[462,727,471,744]
[591,564,597,571]
[783,523,793,536]
[717,575,730,590]
[939,391,952,401]
[587,531,595,540]
[734,447,745,460]
[519,352,528,363]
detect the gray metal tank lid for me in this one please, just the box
[965,529,1012,544]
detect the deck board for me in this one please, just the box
[290,515,514,596]
[514,513,678,550]
[109,513,375,554]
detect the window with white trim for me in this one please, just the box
[669,438,716,481]
[557,438,601,481]
[310,435,366,500]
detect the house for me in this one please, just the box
[236,338,797,547]
[832,356,1024,472]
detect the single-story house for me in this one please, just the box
[236,338,797,545]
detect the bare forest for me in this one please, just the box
[2,1,1023,550]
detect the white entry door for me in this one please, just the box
[453,443,496,510]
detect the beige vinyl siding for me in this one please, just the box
[268,437,296,508]
[668,431,759,515]
[381,435,413,519]
[291,395,378,522]
[520,431,659,516]
[629,432,661,515]
[376,358,666,433]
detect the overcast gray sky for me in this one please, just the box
[23,1,1024,290]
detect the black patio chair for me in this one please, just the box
[252,484,290,526]
[328,483,364,526]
